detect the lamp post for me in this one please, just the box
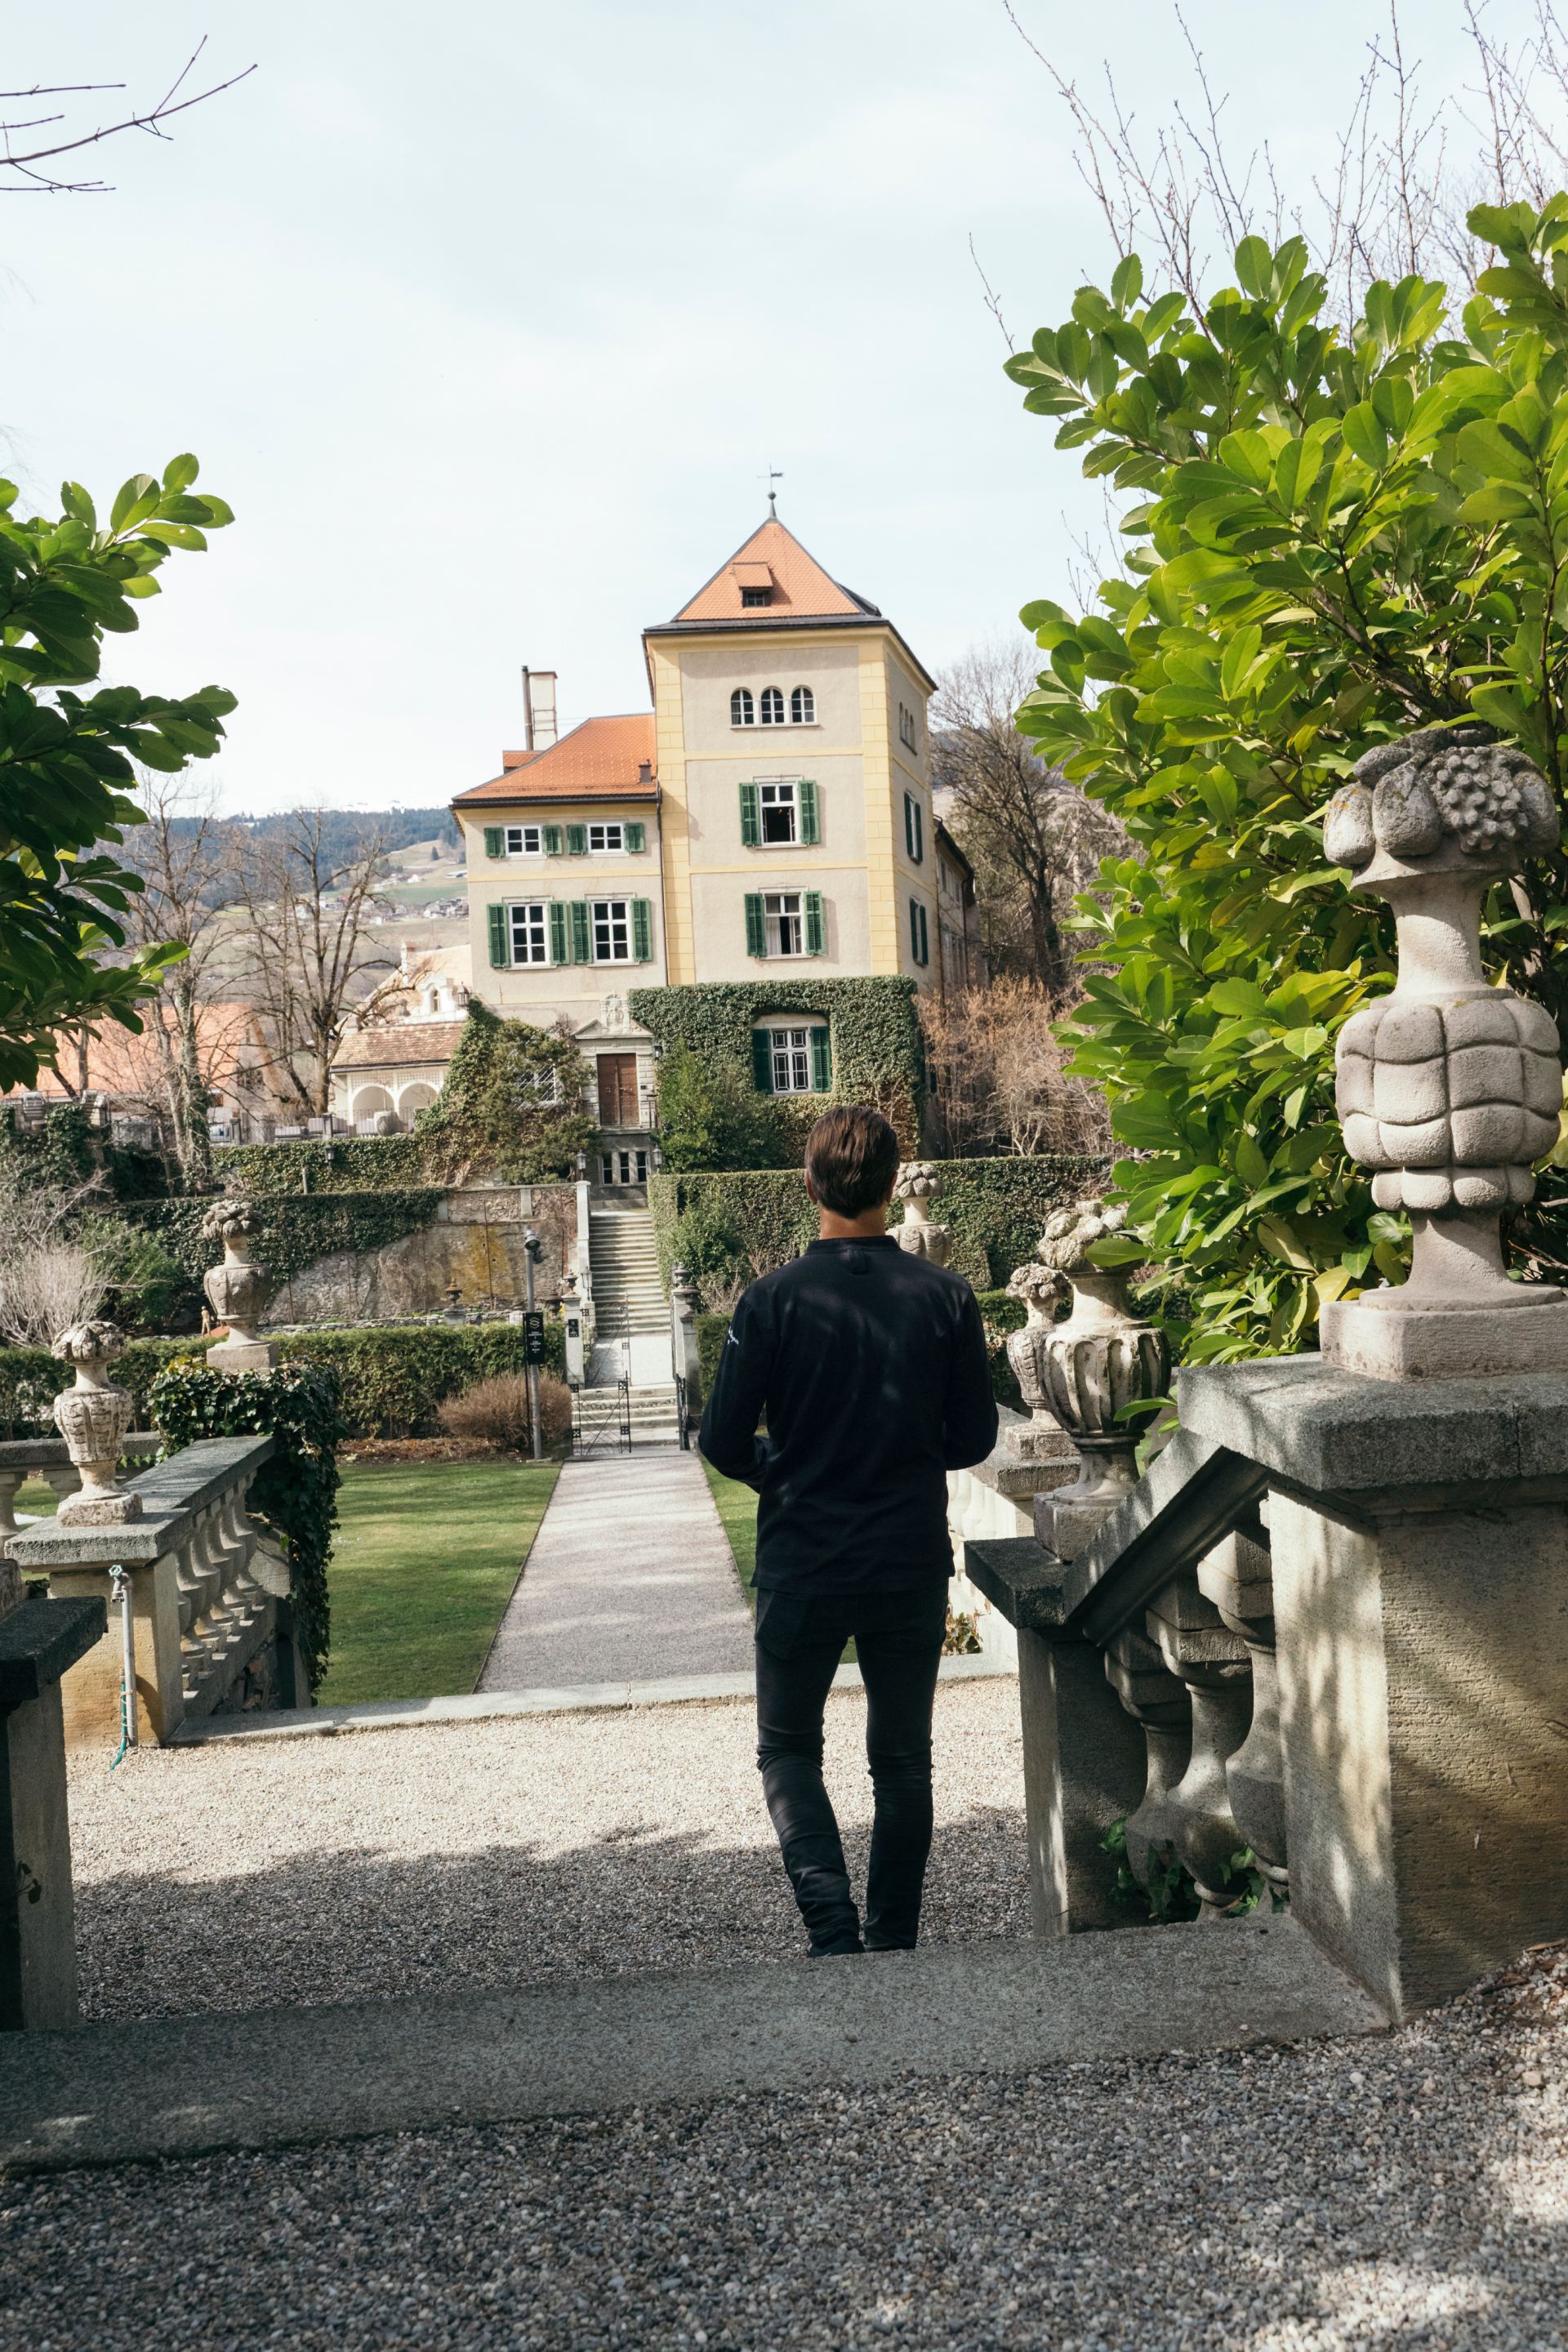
[523,1227,545,1460]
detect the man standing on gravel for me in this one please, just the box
[699,1104,998,1958]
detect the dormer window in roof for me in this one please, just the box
[733,559,775,609]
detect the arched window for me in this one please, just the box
[731,688,755,727]
[791,685,815,724]
[760,686,785,725]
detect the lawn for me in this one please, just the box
[317,1458,559,1705]
[700,1454,758,1606]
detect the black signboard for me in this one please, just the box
[522,1311,547,1365]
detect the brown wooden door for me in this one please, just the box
[596,1052,638,1125]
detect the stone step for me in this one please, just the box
[0,1916,1386,2173]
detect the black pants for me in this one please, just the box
[754,1584,947,1955]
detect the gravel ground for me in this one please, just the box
[6,1951,1566,2350]
[65,1679,1031,2020]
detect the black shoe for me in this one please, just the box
[806,1935,865,1958]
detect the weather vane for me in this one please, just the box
[763,464,783,518]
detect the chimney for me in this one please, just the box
[522,667,558,752]
[638,760,653,785]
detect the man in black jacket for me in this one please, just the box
[699,1104,998,1958]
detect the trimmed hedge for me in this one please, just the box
[213,1135,432,1196]
[630,977,926,1155]
[0,1320,567,1444]
[649,1154,1106,1292]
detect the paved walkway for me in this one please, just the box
[476,1450,755,1690]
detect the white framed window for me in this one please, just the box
[587,822,625,853]
[791,684,815,724]
[764,891,804,957]
[731,688,755,727]
[509,902,550,965]
[760,685,786,725]
[601,1147,649,1184]
[591,898,632,963]
[505,823,545,856]
[760,779,797,844]
[769,1026,813,1092]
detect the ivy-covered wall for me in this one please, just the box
[629,976,927,1152]
[649,1152,1107,1293]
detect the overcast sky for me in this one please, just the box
[1,2,1525,815]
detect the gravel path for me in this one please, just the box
[6,1952,1566,2350]
[477,1452,755,1690]
[65,1678,1031,2021]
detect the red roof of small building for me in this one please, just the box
[331,1021,468,1072]
[453,714,657,808]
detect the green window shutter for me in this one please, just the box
[548,902,568,965]
[483,825,503,861]
[625,821,646,853]
[543,824,564,856]
[744,892,767,958]
[909,898,920,962]
[488,903,510,968]
[804,890,825,956]
[913,800,924,863]
[571,902,592,963]
[739,781,760,848]
[810,1027,831,1093]
[903,795,914,859]
[799,777,819,844]
[751,1028,773,1093]
[567,822,587,856]
[920,903,929,964]
[632,898,653,961]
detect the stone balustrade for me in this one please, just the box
[7,1437,305,1749]
[943,1406,1081,1668]
[0,1433,162,1555]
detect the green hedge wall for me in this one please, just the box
[630,976,926,1152]
[0,1320,567,1444]
[212,1135,432,1196]
[113,1190,446,1327]
[649,1153,1106,1291]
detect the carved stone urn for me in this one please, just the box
[202,1200,278,1374]
[1322,724,1568,1378]
[1027,1200,1169,1559]
[51,1321,142,1526]
[893,1161,954,1267]
[999,1261,1075,1472]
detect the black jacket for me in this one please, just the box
[698,1235,999,1594]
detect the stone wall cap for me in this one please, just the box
[1178,1353,1568,1491]
[8,1434,275,1569]
[0,1432,158,1470]
[0,1593,107,1707]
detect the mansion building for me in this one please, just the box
[339,517,982,1178]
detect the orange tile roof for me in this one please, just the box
[670,516,880,626]
[453,713,657,808]
[331,1021,469,1072]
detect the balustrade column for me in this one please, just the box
[1102,1625,1192,1897]
[1197,1525,1287,1904]
[1145,1572,1253,1917]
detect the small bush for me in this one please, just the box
[436,1371,572,1456]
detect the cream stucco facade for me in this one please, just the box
[448,517,938,1170]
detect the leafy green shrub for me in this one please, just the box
[654,1042,792,1171]
[696,1312,732,1401]
[1005,203,1568,1356]
[0,1335,219,1435]
[149,1360,347,1691]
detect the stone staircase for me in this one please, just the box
[572,1380,683,1448]
[588,1207,668,1338]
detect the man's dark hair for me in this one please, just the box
[804,1104,901,1218]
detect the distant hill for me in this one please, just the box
[168,807,462,861]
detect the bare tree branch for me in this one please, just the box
[0,39,256,195]
[968,233,1014,349]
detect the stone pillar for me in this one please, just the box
[1183,1356,1568,2018]
[1018,1630,1147,1936]
[0,1581,105,2028]
[670,1263,702,1422]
